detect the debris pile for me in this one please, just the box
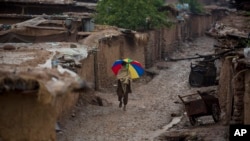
[206,22,247,38]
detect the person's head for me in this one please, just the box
[121,61,127,67]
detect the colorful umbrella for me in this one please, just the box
[112,58,144,79]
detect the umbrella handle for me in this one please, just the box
[126,63,129,69]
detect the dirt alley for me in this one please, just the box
[57,36,228,141]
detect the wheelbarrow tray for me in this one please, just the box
[178,91,221,125]
[184,99,208,116]
[178,93,213,117]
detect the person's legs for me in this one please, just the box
[118,96,122,108]
[123,91,128,111]
[117,80,123,108]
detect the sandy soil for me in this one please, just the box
[57,36,228,141]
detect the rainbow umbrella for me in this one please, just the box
[112,58,144,79]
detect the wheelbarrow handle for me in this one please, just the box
[178,95,193,104]
[179,93,199,98]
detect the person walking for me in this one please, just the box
[116,61,132,111]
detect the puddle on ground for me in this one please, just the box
[148,116,183,141]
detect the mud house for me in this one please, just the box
[217,37,250,125]
[0,42,93,140]
[206,11,250,125]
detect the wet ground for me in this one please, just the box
[57,36,228,141]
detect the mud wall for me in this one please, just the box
[0,49,93,141]
[188,14,212,38]
[94,36,121,90]
[121,35,145,70]
[78,52,95,88]
[54,92,79,120]
[94,35,145,90]
[217,58,233,125]
[218,58,249,125]
[146,13,217,68]
[244,71,250,124]
[0,93,56,141]
[55,50,96,118]
[232,67,245,124]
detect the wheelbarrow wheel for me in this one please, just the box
[212,104,220,122]
[189,116,197,126]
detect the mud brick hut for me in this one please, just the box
[206,11,250,125]
[217,40,250,125]
[217,43,250,124]
[0,42,93,140]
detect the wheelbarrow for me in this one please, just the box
[178,90,221,126]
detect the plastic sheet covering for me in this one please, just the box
[38,46,88,69]
[244,48,250,59]
[48,47,88,65]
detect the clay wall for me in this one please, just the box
[244,71,250,124]
[54,92,80,120]
[121,35,145,70]
[94,36,120,90]
[0,93,57,141]
[217,57,250,125]
[95,35,145,90]
[217,58,234,125]
[78,52,96,88]
[55,50,96,119]
[188,14,213,38]
[145,13,216,68]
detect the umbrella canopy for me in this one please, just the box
[112,58,144,79]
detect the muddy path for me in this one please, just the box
[57,36,227,141]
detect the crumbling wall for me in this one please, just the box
[146,25,179,68]
[122,35,145,70]
[96,36,122,90]
[244,71,250,124]
[231,64,245,124]
[218,56,249,125]
[78,52,95,88]
[146,13,216,68]
[0,93,56,141]
[189,14,212,38]
[217,58,233,125]
[0,42,91,140]
[145,30,158,68]
[54,92,79,120]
